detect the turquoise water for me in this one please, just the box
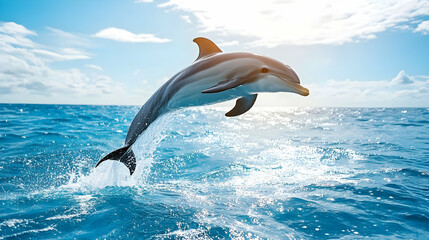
[0,104,428,239]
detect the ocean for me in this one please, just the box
[0,104,428,239]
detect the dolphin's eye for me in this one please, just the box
[261,67,269,73]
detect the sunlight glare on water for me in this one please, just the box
[0,104,428,239]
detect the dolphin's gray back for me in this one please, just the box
[125,77,175,145]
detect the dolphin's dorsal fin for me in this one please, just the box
[193,37,222,61]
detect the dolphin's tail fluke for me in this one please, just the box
[95,146,136,175]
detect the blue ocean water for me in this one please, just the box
[0,104,428,239]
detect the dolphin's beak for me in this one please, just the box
[273,72,310,96]
[287,81,310,96]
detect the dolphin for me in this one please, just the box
[95,37,309,175]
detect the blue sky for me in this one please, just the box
[0,0,428,107]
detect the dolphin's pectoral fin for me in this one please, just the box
[193,37,222,61]
[95,145,136,175]
[225,94,258,117]
[201,78,242,93]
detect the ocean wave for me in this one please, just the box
[1,105,428,239]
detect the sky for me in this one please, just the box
[0,0,428,107]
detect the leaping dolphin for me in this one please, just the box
[95,37,309,175]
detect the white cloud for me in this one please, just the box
[181,15,192,23]
[158,0,429,47]
[46,26,91,47]
[0,21,36,47]
[391,70,414,85]
[93,27,171,43]
[266,70,429,107]
[254,70,428,107]
[0,22,91,62]
[0,22,124,104]
[0,64,116,97]
[395,25,412,31]
[85,64,103,71]
[414,20,429,34]
[0,22,36,36]
[217,40,239,47]
[31,48,90,61]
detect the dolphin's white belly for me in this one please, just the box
[167,78,245,109]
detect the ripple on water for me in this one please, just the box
[0,105,428,239]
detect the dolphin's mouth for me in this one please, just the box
[274,74,310,96]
